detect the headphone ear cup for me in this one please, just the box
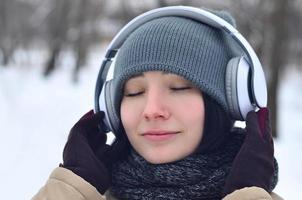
[103,80,122,133]
[236,57,255,120]
[226,57,255,120]
[225,57,243,120]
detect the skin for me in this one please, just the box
[120,71,205,164]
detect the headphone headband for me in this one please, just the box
[105,6,234,57]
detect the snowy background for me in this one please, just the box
[0,47,301,199]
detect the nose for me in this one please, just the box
[142,89,170,121]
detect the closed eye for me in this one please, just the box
[124,91,144,97]
[170,86,192,91]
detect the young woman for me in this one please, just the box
[33,7,282,200]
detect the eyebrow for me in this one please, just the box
[129,71,172,79]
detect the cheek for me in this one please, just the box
[178,96,205,135]
[177,96,204,122]
[184,97,205,151]
[120,100,140,135]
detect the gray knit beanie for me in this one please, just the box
[112,10,236,117]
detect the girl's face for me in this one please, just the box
[121,71,205,164]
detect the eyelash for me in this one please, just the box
[124,86,192,97]
[170,86,192,91]
[124,91,144,97]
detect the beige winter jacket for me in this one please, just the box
[32,167,283,200]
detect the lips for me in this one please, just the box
[142,130,179,142]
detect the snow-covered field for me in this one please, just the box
[0,48,301,199]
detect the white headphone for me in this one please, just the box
[94,6,267,134]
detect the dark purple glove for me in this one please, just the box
[223,108,274,196]
[62,110,126,194]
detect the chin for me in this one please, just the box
[134,145,193,164]
[146,157,168,164]
[143,153,183,164]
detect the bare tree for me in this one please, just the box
[0,0,17,66]
[43,0,71,77]
[286,0,302,67]
[69,0,110,82]
[267,0,290,138]
[71,0,90,82]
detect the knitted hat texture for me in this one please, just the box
[112,10,236,116]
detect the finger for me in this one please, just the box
[77,111,105,129]
[83,112,108,142]
[257,107,274,143]
[85,111,105,126]
[245,110,263,141]
[246,110,260,131]
[70,111,106,140]
[80,110,94,120]
[257,108,269,138]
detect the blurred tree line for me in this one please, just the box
[1,0,302,137]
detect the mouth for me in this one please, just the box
[142,130,180,142]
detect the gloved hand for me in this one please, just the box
[61,110,126,194]
[223,108,274,196]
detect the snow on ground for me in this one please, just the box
[0,48,301,199]
[274,68,302,199]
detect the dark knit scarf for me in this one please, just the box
[110,130,278,200]
[111,131,241,200]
